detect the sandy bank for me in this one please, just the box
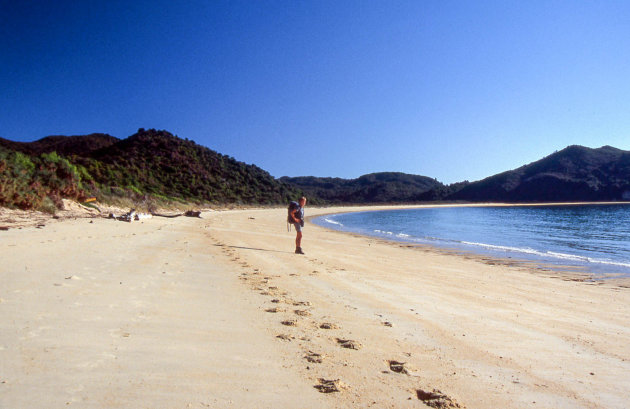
[1,206,629,408]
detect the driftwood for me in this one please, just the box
[150,210,202,218]
[150,212,182,218]
[107,209,202,222]
[108,209,153,222]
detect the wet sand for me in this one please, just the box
[1,206,629,408]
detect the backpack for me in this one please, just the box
[287,201,300,223]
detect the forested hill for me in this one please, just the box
[280,172,447,203]
[79,129,302,204]
[0,133,119,157]
[282,145,630,203]
[447,145,630,202]
[0,129,302,212]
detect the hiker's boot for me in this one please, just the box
[295,247,305,255]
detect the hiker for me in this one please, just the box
[288,196,307,254]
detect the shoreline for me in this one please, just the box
[3,200,629,231]
[308,203,630,284]
[307,200,630,216]
[2,205,630,408]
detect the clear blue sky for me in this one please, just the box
[2,1,629,183]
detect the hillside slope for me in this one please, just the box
[80,129,300,204]
[281,172,444,203]
[448,145,630,202]
[0,129,303,211]
[0,133,119,157]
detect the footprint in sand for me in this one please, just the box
[276,334,294,341]
[336,338,362,350]
[314,378,347,393]
[281,320,298,326]
[293,301,311,306]
[265,307,285,313]
[387,360,414,375]
[293,309,311,317]
[319,322,339,330]
[304,351,324,363]
[415,389,463,408]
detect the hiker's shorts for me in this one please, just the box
[293,222,303,232]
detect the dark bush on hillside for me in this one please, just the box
[0,148,91,212]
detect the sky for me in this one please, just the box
[2,1,629,184]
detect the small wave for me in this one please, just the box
[461,241,542,256]
[546,252,630,268]
[589,259,630,268]
[374,229,394,235]
[323,218,343,227]
[545,251,591,262]
[461,241,630,269]
[396,233,410,238]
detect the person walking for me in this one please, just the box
[288,196,307,254]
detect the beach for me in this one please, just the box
[1,206,629,408]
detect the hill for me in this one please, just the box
[0,133,119,157]
[0,129,303,212]
[79,129,301,204]
[447,145,630,202]
[280,172,444,203]
[282,145,630,203]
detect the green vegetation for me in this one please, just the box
[280,172,448,203]
[1,129,305,212]
[0,146,91,212]
[282,145,630,203]
[449,145,630,202]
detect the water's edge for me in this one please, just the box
[311,205,630,280]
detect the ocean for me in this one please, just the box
[313,204,630,278]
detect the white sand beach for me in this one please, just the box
[1,206,629,408]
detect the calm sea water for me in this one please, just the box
[313,204,630,278]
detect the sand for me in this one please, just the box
[1,205,629,408]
